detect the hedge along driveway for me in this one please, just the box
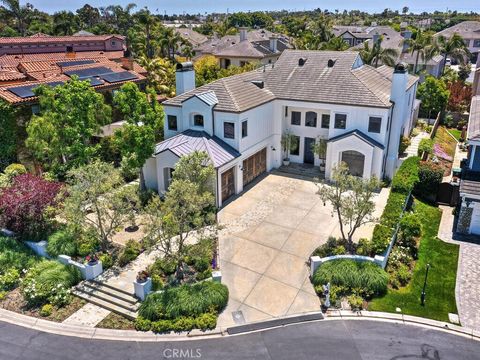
[368,200,459,322]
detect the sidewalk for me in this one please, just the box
[404,131,429,158]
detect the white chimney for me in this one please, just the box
[175,62,195,95]
[385,62,408,178]
[269,36,278,52]
[239,27,248,42]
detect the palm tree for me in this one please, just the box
[403,30,434,74]
[307,15,334,44]
[436,33,470,75]
[359,39,399,68]
[1,0,33,36]
[138,56,176,97]
[321,36,349,51]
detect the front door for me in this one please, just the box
[221,167,235,203]
[304,137,315,164]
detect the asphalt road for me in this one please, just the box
[1,319,480,360]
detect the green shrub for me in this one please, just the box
[396,264,412,287]
[399,213,422,240]
[149,256,177,277]
[139,281,229,321]
[388,247,414,269]
[415,161,443,200]
[195,311,217,331]
[391,157,419,195]
[418,138,434,157]
[0,236,38,274]
[22,260,81,307]
[371,225,392,255]
[312,236,348,258]
[356,238,373,256]
[0,268,20,291]
[135,317,153,331]
[171,317,196,332]
[347,294,364,310]
[0,291,7,301]
[118,240,142,267]
[46,229,78,257]
[76,228,100,257]
[151,274,164,291]
[98,253,113,269]
[4,163,27,177]
[399,135,411,155]
[39,304,53,317]
[312,259,388,297]
[151,319,172,333]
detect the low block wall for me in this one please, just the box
[58,255,103,280]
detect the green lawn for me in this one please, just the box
[446,128,462,142]
[369,200,459,322]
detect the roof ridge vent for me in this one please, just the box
[327,59,336,68]
[298,58,307,66]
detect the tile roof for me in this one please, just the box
[460,179,480,197]
[467,96,480,141]
[435,21,480,39]
[0,34,125,45]
[400,51,444,65]
[164,50,419,113]
[213,38,291,58]
[0,55,146,105]
[154,130,240,168]
[0,69,26,81]
[328,129,385,149]
[0,51,124,68]
[332,26,371,38]
[174,28,208,47]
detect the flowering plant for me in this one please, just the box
[85,253,98,265]
[136,270,149,283]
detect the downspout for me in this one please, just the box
[383,100,395,177]
[211,104,220,210]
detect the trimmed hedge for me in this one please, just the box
[138,281,229,321]
[391,157,420,194]
[371,157,420,255]
[415,161,443,200]
[313,259,388,296]
[135,312,218,333]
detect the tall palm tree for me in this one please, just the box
[138,56,176,97]
[307,15,334,44]
[321,36,349,51]
[1,0,33,36]
[403,29,434,74]
[436,33,470,75]
[359,39,399,68]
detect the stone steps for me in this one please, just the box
[73,280,139,320]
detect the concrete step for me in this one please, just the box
[75,283,139,311]
[72,290,138,320]
[82,280,138,305]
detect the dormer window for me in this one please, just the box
[193,114,204,127]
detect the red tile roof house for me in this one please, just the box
[0,34,147,137]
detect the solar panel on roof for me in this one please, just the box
[56,59,95,67]
[100,71,138,83]
[7,81,64,99]
[83,77,104,86]
[64,66,112,79]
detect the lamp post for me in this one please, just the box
[421,263,430,306]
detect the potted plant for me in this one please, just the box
[312,137,327,172]
[85,254,98,266]
[281,130,298,166]
[136,270,149,283]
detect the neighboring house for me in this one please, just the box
[194,28,292,68]
[435,21,480,63]
[174,28,209,48]
[458,70,480,235]
[143,50,419,207]
[399,51,445,79]
[0,33,125,56]
[333,26,373,47]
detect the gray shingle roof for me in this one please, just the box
[154,129,240,168]
[164,50,418,113]
[328,129,385,149]
[468,96,480,141]
[435,21,480,39]
[460,179,480,197]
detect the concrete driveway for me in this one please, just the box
[216,171,389,328]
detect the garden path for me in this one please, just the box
[438,205,480,331]
[404,131,429,158]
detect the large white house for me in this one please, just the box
[143,50,419,207]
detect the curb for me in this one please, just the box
[2,307,480,342]
[325,310,480,341]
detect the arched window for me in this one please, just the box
[341,150,365,177]
[193,114,204,127]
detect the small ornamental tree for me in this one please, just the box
[0,174,62,239]
[417,76,449,119]
[317,162,380,252]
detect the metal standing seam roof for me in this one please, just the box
[154,130,240,168]
[188,90,219,106]
[327,129,385,149]
[467,96,480,141]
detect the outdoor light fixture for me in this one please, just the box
[239,165,243,171]
[271,146,276,151]
[421,263,430,306]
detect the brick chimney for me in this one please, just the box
[239,27,248,42]
[121,49,134,71]
[65,45,76,59]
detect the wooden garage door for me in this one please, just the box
[243,148,267,187]
[221,167,235,203]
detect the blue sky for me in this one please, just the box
[27,0,479,15]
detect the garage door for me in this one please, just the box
[243,148,267,187]
[470,202,480,235]
[221,167,235,203]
